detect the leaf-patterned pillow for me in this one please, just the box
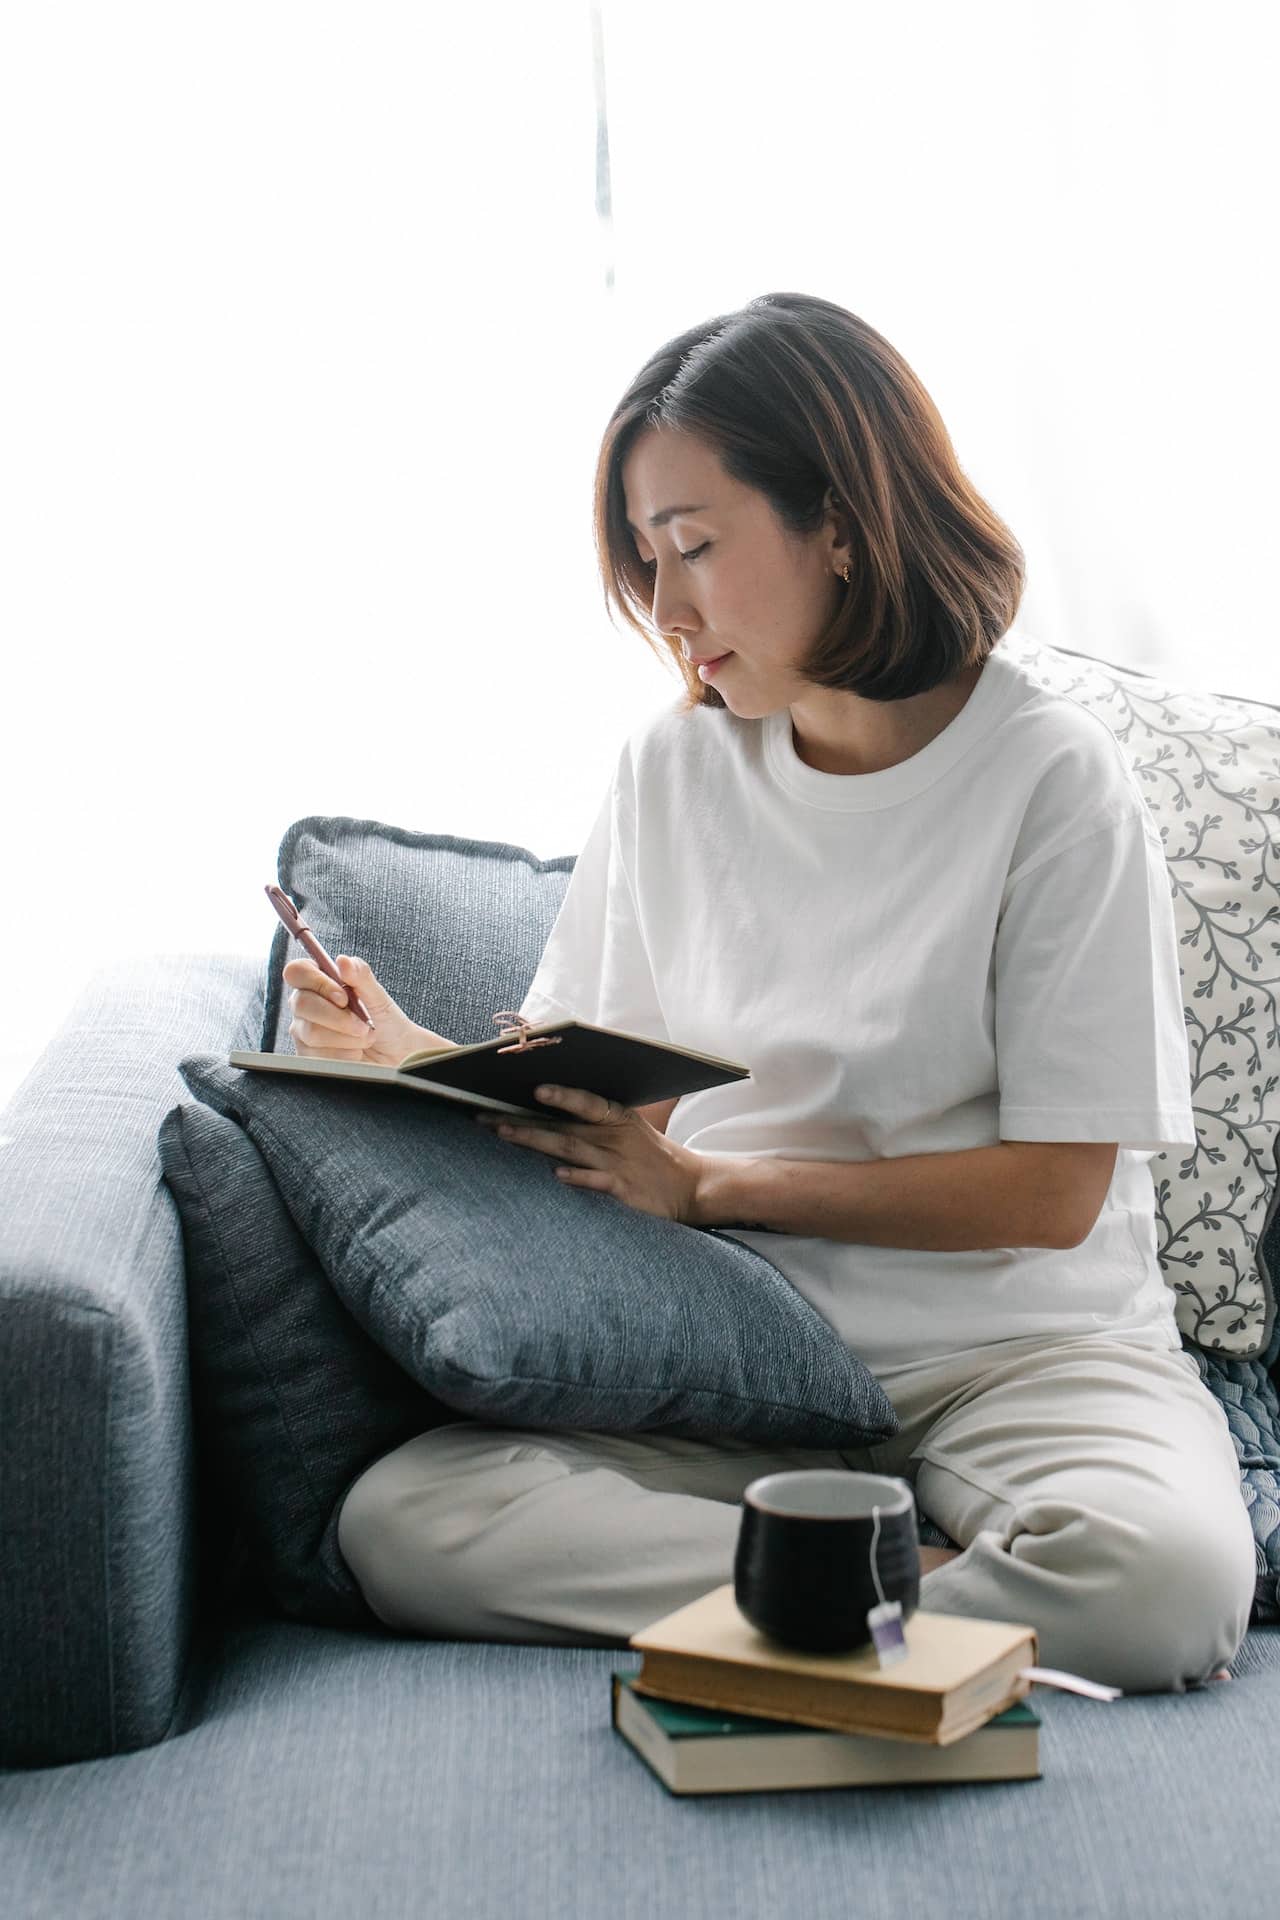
[1003,632,1280,1359]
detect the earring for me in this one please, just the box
[840,564,850,583]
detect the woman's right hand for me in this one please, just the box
[284,954,455,1069]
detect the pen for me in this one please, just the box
[263,884,375,1030]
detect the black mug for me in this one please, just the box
[734,1470,920,1655]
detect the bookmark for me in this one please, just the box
[1017,1667,1123,1702]
[490,1013,564,1055]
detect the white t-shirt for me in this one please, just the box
[518,638,1196,1378]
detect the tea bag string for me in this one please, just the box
[869,1504,889,1609]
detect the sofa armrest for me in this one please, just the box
[0,951,265,1766]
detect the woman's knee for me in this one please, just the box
[334,1421,752,1646]
[336,1424,540,1633]
[1125,1499,1256,1680]
[1017,1489,1256,1691]
[336,1437,425,1628]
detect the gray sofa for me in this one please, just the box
[3,962,1280,1920]
[4,632,1280,1917]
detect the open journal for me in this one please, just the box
[229,1016,751,1121]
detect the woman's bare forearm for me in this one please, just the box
[691,1144,1079,1252]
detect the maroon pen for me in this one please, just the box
[264,885,375,1030]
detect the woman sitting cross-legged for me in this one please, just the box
[287,291,1254,1696]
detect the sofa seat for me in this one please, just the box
[2,1599,1277,1920]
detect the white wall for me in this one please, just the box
[2,0,1276,1111]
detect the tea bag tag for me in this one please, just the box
[866,1598,908,1668]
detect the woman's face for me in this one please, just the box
[620,426,848,715]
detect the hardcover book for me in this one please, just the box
[628,1584,1038,1748]
[611,1672,1041,1794]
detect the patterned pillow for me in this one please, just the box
[1004,633,1280,1361]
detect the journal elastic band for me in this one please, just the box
[491,1012,564,1054]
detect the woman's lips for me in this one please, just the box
[696,652,733,680]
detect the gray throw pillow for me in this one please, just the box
[158,1098,457,1629]
[177,1053,900,1448]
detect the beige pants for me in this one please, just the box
[336,1331,1257,1694]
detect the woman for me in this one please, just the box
[294,292,1253,1693]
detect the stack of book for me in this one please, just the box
[613,1583,1043,1796]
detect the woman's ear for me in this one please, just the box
[823,485,852,572]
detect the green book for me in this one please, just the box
[611,1673,1041,1796]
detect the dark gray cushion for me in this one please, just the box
[158,1099,457,1630]
[177,1054,900,1448]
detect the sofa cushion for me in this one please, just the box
[158,1098,458,1630]
[1005,633,1280,1361]
[177,1053,900,1449]
[3,1617,1279,1920]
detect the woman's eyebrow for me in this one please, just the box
[625,503,710,532]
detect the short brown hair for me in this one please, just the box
[594,291,1025,711]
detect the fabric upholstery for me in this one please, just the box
[1005,633,1280,1360]
[176,1052,901,1448]
[1,1608,1278,1917]
[0,952,265,1767]
[158,1099,458,1631]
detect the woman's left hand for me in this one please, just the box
[474,1083,703,1224]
